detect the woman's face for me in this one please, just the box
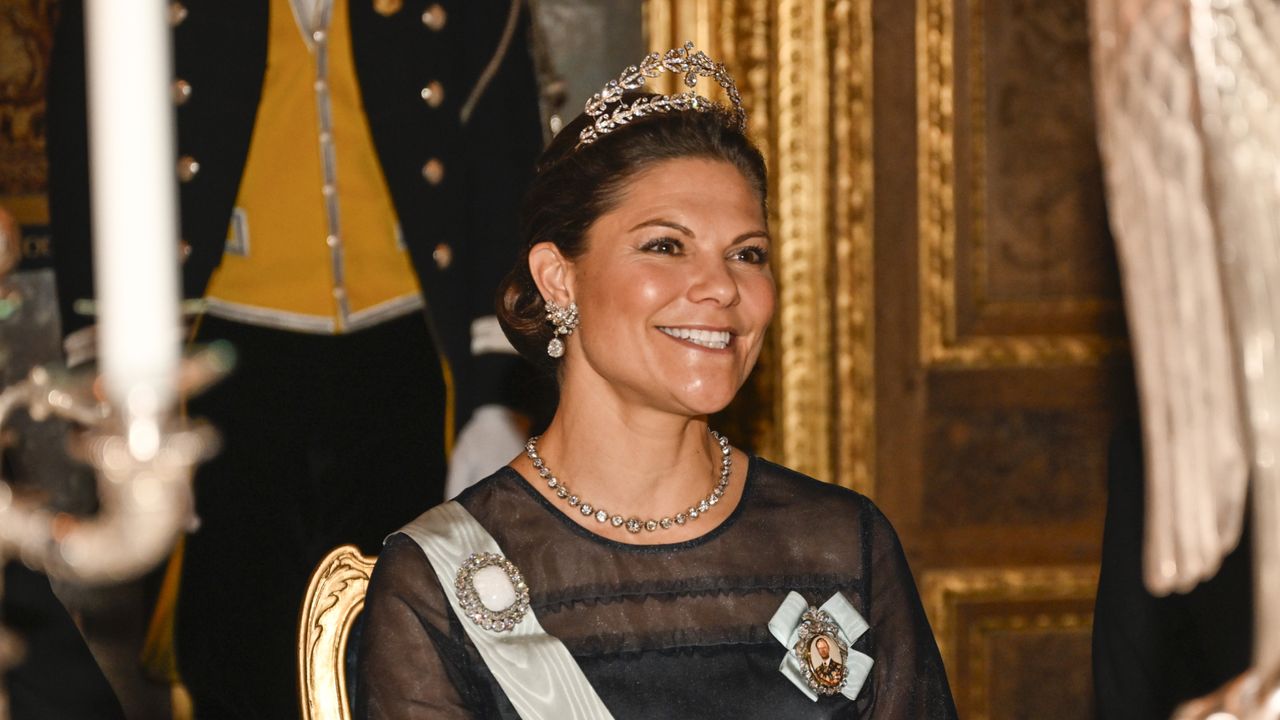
[560,157,775,416]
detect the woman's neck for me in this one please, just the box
[535,411,718,516]
[526,373,733,520]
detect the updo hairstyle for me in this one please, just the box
[496,95,769,370]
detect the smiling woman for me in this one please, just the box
[531,155,774,423]
[354,45,957,720]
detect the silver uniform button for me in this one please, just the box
[420,81,444,108]
[421,4,447,31]
[172,79,192,105]
[178,240,193,262]
[421,158,445,185]
[169,1,188,26]
[177,155,200,182]
[433,243,453,270]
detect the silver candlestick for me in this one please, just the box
[0,209,227,719]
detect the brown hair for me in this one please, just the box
[496,95,768,369]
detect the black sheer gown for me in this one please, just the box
[356,457,957,719]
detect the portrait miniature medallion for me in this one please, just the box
[793,607,849,696]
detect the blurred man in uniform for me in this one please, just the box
[47,1,545,715]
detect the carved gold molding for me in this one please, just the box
[831,0,875,494]
[298,544,376,720]
[920,564,1099,717]
[917,0,1120,369]
[774,0,833,486]
[646,0,875,495]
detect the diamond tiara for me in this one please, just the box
[577,42,746,148]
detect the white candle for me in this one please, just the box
[84,0,181,455]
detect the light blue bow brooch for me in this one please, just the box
[768,591,874,701]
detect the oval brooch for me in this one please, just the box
[793,607,850,696]
[454,552,530,633]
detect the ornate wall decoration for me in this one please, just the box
[917,0,1126,370]
[829,0,875,494]
[645,0,875,495]
[921,565,1099,719]
[0,0,58,226]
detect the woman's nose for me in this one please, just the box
[688,255,739,306]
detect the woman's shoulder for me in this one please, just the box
[453,465,534,512]
[376,467,526,569]
[750,456,878,512]
[377,530,430,571]
[748,456,901,541]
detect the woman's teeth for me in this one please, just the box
[658,327,731,349]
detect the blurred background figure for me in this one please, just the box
[46,0,545,716]
[1091,424,1253,719]
[1089,0,1280,715]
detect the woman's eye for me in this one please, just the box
[641,237,683,255]
[731,245,770,264]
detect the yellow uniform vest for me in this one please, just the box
[203,0,422,333]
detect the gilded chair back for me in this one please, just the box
[298,544,376,720]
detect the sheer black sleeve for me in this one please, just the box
[355,534,476,719]
[858,502,958,718]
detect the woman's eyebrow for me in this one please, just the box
[734,230,772,244]
[628,218,695,236]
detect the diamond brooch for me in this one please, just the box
[769,591,872,702]
[454,552,530,633]
[793,607,850,696]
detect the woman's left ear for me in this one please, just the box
[528,242,575,306]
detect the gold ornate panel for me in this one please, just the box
[830,0,875,496]
[0,0,58,225]
[917,0,1125,369]
[646,0,875,495]
[921,565,1099,719]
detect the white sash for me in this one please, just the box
[399,501,617,720]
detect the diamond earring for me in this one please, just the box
[544,300,579,358]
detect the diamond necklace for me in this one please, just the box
[523,431,731,534]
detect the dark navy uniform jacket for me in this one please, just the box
[46,0,546,425]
